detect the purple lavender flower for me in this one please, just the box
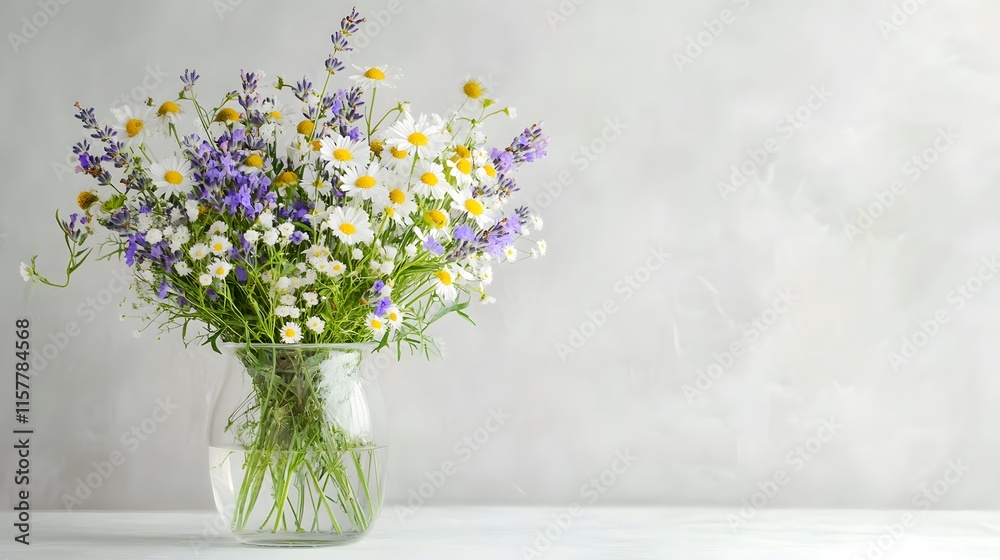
[372,280,386,294]
[235,266,248,285]
[181,69,200,91]
[157,280,170,300]
[288,231,306,245]
[423,236,445,256]
[453,225,476,242]
[374,297,392,318]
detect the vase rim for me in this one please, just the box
[220,342,377,350]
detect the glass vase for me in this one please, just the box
[208,343,386,547]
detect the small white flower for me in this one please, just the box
[198,273,213,286]
[277,222,296,238]
[383,245,399,260]
[305,316,326,334]
[366,313,387,336]
[243,230,261,244]
[280,322,303,344]
[530,249,539,259]
[189,244,210,260]
[537,240,547,255]
[302,292,319,307]
[280,294,296,306]
[503,246,518,262]
[262,229,280,246]
[137,213,154,232]
[132,329,142,339]
[532,215,544,230]
[303,270,317,285]
[275,305,301,319]
[208,221,228,235]
[174,261,192,277]
[261,271,273,284]
[258,210,274,229]
[352,248,364,260]
[18,262,34,282]
[329,260,346,277]
[303,245,331,260]
[185,200,201,221]
[385,306,403,330]
[275,276,292,291]
[145,228,163,244]
[208,259,232,279]
[478,265,493,285]
[504,107,516,118]
[379,261,394,275]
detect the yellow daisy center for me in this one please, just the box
[297,120,315,135]
[339,222,357,235]
[463,80,484,99]
[163,170,184,185]
[215,108,240,122]
[244,154,264,168]
[454,145,471,159]
[370,139,385,154]
[420,172,439,186]
[213,242,225,252]
[364,68,386,80]
[125,118,143,137]
[387,207,396,217]
[355,175,376,189]
[332,148,352,162]
[389,189,406,204]
[388,311,399,321]
[407,132,429,147]
[284,328,297,338]
[157,101,180,116]
[424,209,447,229]
[333,263,343,271]
[312,179,326,189]
[483,164,497,178]
[435,270,453,286]
[455,158,472,175]
[216,267,226,276]
[276,171,298,186]
[464,198,484,216]
[390,146,408,159]
[370,318,384,329]
[77,191,98,210]
[269,111,283,120]
[310,140,323,151]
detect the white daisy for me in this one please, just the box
[305,316,326,334]
[329,260,346,276]
[302,292,319,307]
[446,156,475,186]
[198,273,213,286]
[319,134,370,171]
[532,215,544,230]
[349,64,399,89]
[239,153,267,174]
[461,76,488,101]
[149,157,194,198]
[385,306,403,330]
[209,235,232,256]
[208,259,232,279]
[303,169,333,198]
[280,322,303,344]
[411,161,448,199]
[503,246,518,262]
[341,162,390,204]
[111,104,152,147]
[432,267,460,302]
[173,261,192,277]
[380,186,417,225]
[478,264,493,285]
[383,142,412,169]
[450,190,499,229]
[366,313,387,336]
[272,169,300,194]
[303,245,331,260]
[476,161,500,184]
[151,100,183,136]
[189,244,210,260]
[387,113,444,159]
[422,210,449,235]
[323,206,374,245]
[537,240,547,255]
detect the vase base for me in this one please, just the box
[233,532,367,547]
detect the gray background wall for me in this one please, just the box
[3,0,1000,512]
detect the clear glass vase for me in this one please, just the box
[208,343,387,547]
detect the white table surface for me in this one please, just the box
[3,507,1000,559]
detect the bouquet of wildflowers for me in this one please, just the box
[22,9,548,352]
[22,8,549,541]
